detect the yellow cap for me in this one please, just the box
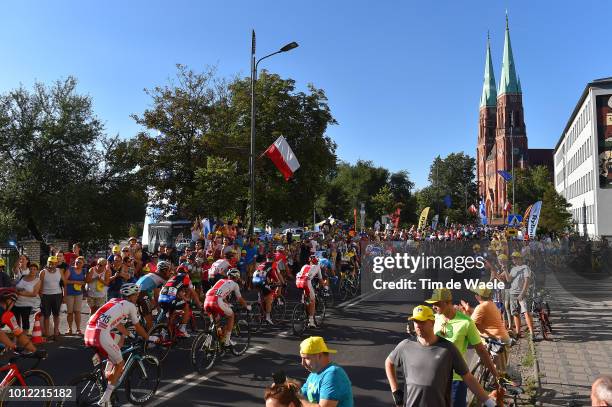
[408,305,436,321]
[47,256,58,264]
[511,251,522,258]
[299,336,337,355]
[112,245,121,253]
[29,262,40,269]
[425,288,453,304]
[473,244,481,250]
[0,258,5,267]
[470,287,493,298]
[498,253,508,261]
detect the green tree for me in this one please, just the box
[193,156,243,220]
[509,166,550,214]
[371,185,395,217]
[0,78,145,246]
[538,185,573,235]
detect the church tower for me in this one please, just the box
[494,14,528,217]
[477,34,497,201]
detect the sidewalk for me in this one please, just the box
[535,268,612,406]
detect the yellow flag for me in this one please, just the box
[418,207,430,230]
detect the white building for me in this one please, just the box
[554,78,612,238]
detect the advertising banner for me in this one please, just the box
[527,201,542,238]
[418,207,430,230]
[596,95,612,188]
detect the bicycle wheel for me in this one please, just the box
[291,303,307,336]
[539,311,551,340]
[231,318,251,356]
[1,370,55,407]
[272,296,287,323]
[314,296,326,327]
[250,302,263,333]
[60,371,104,407]
[470,361,492,390]
[145,323,173,362]
[191,330,218,372]
[125,355,161,405]
[338,280,350,301]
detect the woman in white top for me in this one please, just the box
[12,254,30,281]
[39,256,67,339]
[85,258,110,313]
[14,262,41,333]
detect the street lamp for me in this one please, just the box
[249,30,298,235]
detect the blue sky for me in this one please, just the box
[1,1,610,188]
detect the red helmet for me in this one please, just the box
[309,255,318,265]
[176,265,189,274]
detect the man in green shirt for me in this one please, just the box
[426,288,499,407]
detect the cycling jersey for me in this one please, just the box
[204,279,242,317]
[296,264,322,302]
[0,305,23,336]
[136,272,166,293]
[252,262,275,285]
[158,273,193,305]
[84,298,139,364]
[318,258,332,270]
[208,259,231,280]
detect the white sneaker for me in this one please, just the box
[96,399,110,407]
[225,339,236,348]
[308,320,317,328]
[265,317,274,325]
[177,328,190,338]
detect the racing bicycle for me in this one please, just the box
[0,349,53,407]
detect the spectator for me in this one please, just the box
[502,251,535,338]
[86,258,110,314]
[245,239,258,283]
[63,243,81,269]
[426,288,499,407]
[591,375,612,406]
[298,336,354,406]
[0,258,12,287]
[265,381,303,407]
[14,262,41,334]
[64,256,87,335]
[107,254,129,299]
[385,305,495,407]
[39,255,66,339]
[12,254,30,281]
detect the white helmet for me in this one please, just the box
[227,268,241,280]
[276,245,285,251]
[120,283,140,297]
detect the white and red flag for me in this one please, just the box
[264,136,300,181]
[503,201,512,212]
[468,204,478,215]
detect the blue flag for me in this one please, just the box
[497,170,512,182]
[479,200,488,225]
[443,195,452,208]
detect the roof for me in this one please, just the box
[480,35,497,108]
[554,77,612,152]
[498,15,521,96]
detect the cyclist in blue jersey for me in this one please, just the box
[135,260,171,330]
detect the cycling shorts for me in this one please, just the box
[296,279,314,302]
[204,296,233,318]
[84,329,123,364]
[255,282,273,298]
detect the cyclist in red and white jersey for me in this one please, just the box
[295,255,323,328]
[204,268,251,348]
[208,251,234,283]
[84,283,156,406]
[0,288,36,352]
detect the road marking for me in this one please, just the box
[145,371,219,407]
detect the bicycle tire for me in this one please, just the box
[124,355,161,405]
[291,303,307,336]
[315,296,326,327]
[470,361,491,390]
[191,331,218,372]
[231,319,251,356]
[0,369,55,407]
[145,323,173,362]
[538,311,550,340]
[60,371,104,407]
[272,296,287,323]
[250,302,263,333]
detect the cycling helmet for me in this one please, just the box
[276,245,285,251]
[227,268,241,280]
[157,260,171,273]
[120,283,140,297]
[309,255,319,265]
[0,288,17,302]
[176,264,189,274]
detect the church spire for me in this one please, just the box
[479,32,497,108]
[499,13,520,95]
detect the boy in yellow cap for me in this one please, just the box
[299,336,354,406]
[385,305,496,407]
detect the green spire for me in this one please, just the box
[479,32,497,108]
[499,13,521,95]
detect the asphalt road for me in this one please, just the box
[2,288,420,406]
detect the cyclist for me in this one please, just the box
[0,288,36,352]
[84,283,156,407]
[253,253,285,325]
[208,251,234,285]
[275,245,291,279]
[135,260,171,330]
[158,266,203,338]
[204,268,251,348]
[295,255,323,328]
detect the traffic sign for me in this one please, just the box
[507,214,523,227]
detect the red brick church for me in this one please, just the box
[476,17,552,220]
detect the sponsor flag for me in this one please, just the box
[497,170,512,181]
[263,136,300,181]
[527,201,542,238]
[522,204,533,227]
[431,214,439,230]
[392,207,401,231]
[443,195,452,208]
[418,207,430,230]
[503,201,512,212]
[468,204,478,215]
[479,200,488,225]
[444,216,449,227]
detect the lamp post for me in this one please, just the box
[249,30,298,235]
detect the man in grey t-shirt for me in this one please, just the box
[385,305,495,407]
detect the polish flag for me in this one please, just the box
[468,204,478,215]
[264,136,300,181]
[504,201,512,212]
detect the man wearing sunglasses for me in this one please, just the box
[426,288,499,407]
